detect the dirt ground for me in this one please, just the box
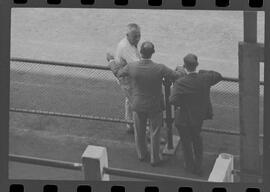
[11,9,265,79]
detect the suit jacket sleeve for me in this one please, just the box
[117,64,129,78]
[108,60,120,77]
[108,59,128,77]
[162,65,185,82]
[199,70,223,86]
[169,79,185,106]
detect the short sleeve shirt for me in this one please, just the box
[115,37,141,65]
[115,37,141,89]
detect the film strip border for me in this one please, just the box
[8,183,263,192]
[9,0,267,10]
[1,0,269,192]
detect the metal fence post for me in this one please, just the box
[164,79,173,150]
[239,12,261,182]
[81,145,110,181]
[264,10,270,186]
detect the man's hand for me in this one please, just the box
[106,53,114,62]
[175,65,186,74]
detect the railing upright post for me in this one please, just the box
[239,11,261,182]
[164,79,173,149]
[81,145,110,181]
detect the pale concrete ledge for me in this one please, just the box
[208,153,234,182]
[81,145,110,181]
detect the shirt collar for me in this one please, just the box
[125,37,137,48]
[185,69,197,75]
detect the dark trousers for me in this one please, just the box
[176,122,203,171]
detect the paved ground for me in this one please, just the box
[9,126,218,181]
[9,69,248,181]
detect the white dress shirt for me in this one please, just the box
[115,37,141,65]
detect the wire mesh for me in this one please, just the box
[10,59,126,120]
[10,58,264,137]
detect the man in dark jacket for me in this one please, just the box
[170,54,222,175]
[118,41,184,166]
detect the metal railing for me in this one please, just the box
[10,107,133,125]
[9,154,205,182]
[103,167,205,182]
[9,153,261,181]
[9,154,83,171]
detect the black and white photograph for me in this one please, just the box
[8,8,265,182]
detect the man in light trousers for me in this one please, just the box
[118,42,183,166]
[114,23,141,134]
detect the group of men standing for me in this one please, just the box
[106,23,222,176]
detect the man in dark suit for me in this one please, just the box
[118,41,184,166]
[170,54,222,175]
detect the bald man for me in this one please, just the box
[111,23,141,134]
[118,41,183,166]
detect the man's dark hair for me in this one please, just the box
[183,54,199,72]
[140,41,155,59]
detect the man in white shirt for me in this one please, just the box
[107,24,168,147]
[114,23,142,134]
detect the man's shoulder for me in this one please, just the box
[117,38,129,49]
[125,60,140,68]
[150,61,166,69]
[197,70,213,78]
[175,75,188,82]
[198,69,219,75]
[198,70,221,79]
[144,61,165,70]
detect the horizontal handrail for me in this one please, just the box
[10,57,265,85]
[9,107,264,138]
[9,153,205,182]
[202,127,264,138]
[9,154,83,171]
[232,169,262,178]
[222,76,264,85]
[103,167,205,182]
[11,57,111,71]
[10,107,133,125]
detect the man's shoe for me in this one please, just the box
[160,137,166,145]
[139,153,150,162]
[126,127,134,135]
[146,130,166,144]
[150,158,168,167]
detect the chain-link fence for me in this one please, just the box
[9,58,264,154]
[10,58,127,121]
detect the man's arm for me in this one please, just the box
[175,65,186,74]
[169,80,185,106]
[117,64,129,78]
[162,65,186,82]
[199,70,223,86]
[106,53,127,77]
[108,60,120,77]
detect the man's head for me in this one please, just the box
[183,54,199,72]
[140,41,155,59]
[126,23,141,47]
